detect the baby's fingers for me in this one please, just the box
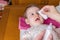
[48,34,53,40]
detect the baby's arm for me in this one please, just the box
[52,28,60,40]
[54,28,60,37]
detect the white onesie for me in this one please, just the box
[20,24,60,40]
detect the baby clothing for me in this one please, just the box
[20,24,60,40]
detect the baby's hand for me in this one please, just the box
[48,34,53,40]
[34,30,53,40]
[34,30,45,40]
[54,28,60,38]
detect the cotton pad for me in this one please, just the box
[37,9,48,20]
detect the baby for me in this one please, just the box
[20,4,60,40]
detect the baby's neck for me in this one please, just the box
[30,24,48,29]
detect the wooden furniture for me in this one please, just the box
[12,0,59,6]
[0,6,10,40]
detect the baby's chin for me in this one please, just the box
[35,20,43,24]
[31,23,42,27]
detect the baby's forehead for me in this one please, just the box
[26,7,39,13]
[27,7,39,11]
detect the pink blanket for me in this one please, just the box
[19,17,60,30]
[44,18,60,28]
[19,17,30,30]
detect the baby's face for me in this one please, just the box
[26,7,44,26]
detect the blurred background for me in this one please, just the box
[0,0,60,40]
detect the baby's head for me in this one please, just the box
[24,4,44,26]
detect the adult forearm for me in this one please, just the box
[53,13,60,23]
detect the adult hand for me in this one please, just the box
[41,5,60,22]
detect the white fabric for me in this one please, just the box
[20,24,60,40]
[56,5,60,13]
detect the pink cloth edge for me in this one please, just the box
[19,17,60,30]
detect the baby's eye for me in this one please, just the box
[31,13,34,15]
[37,13,39,15]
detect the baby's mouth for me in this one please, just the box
[35,18,40,21]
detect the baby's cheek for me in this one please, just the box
[29,18,35,24]
[40,17,44,23]
[29,17,35,21]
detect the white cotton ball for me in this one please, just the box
[37,9,48,20]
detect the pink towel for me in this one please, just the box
[19,17,60,30]
[19,17,30,30]
[44,18,60,28]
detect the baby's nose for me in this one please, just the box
[35,13,40,17]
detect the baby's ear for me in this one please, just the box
[25,19,30,24]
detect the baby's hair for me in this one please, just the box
[24,4,40,18]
